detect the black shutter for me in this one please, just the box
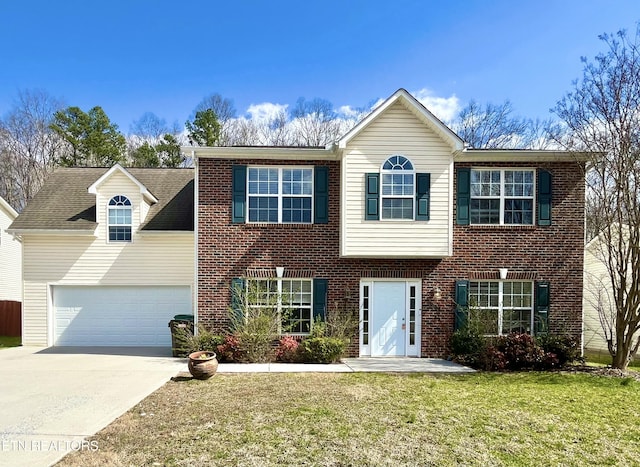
[365,173,379,220]
[230,278,245,330]
[314,166,329,224]
[537,170,552,226]
[456,168,470,225]
[313,279,328,322]
[232,165,247,223]
[415,173,431,221]
[454,280,469,330]
[534,281,550,335]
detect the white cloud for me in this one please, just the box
[245,102,288,122]
[337,105,359,118]
[410,88,460,123]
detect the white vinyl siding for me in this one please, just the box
[0,205,22,301]
[20,171,193,346]
[21,234,194,346]
[583,242,614,353]
[341,101,452,257]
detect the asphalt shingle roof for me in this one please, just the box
[9,167,194,232]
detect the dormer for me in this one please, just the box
[338,89,463,258]
[87,164,158,242]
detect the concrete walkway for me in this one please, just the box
[217,357,475,373]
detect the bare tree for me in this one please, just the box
[552,27,640,370]
[453,99,532,149]
[193,94,237,145]
[290,97,343,146]
[0,89,65,211]
[129,112,169,140]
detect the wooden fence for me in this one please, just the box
[0,301,21,336]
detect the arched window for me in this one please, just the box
[380,155,415,219]
[108,195,132,242]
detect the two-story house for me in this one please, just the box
[11,89,586,357]
[194,89,586,357]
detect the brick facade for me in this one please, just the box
[197,157,585,357]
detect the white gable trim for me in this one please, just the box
[0,197,18,220]
[338,88,465,152]
[88,164,158,204]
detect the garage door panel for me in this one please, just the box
[53,286,191,347]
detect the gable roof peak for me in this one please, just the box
[87,163,159,204]
[338,88,465,151]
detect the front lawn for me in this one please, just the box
[0,336,20,348]
[57,372,640,466]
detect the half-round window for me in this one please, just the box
[382,155,413,171]
[380,155,415,219]
[108,195,132,242]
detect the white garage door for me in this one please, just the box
[53,286,192,346]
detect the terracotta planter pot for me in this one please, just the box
[188,351,219,380]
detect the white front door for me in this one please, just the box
[360,280,421,357]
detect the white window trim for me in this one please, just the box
[470,168,536,226]
[107,195,133,243]
[470,280,534,336]
[246,166,314,224]
[246,278,314,336]
[380,155,415,221]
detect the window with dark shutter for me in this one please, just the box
[454,280,469,330]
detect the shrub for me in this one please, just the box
[173,324,223,356]
[496,333,545,371]
[450,326,487,367]
[300,337,346,363]
[275,336,301,362]
[227,281,282,363]
[477,345,507,371]
[216,334,246,363]
[451,326,486,357]
[536,333,581,367]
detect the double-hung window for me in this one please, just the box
[108,195,132,242]
[470,169,535,225]
[365,155,431,221]
[247,278,313,334]
[381,155,415,220]
[469,281,533,335]
[247,167,313,223]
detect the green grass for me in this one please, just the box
[584,349,640,369]
[0,336,20,348]
[57,372,640,467]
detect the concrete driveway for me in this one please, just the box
[0,346,184,467]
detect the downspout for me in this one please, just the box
[193,150,199,334]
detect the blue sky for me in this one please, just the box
[1,1,639,132]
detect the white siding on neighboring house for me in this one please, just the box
[0,200,22,301]
[583,241,617,353]
[341,101,452,257]
[21,171,194,346]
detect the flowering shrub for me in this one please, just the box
[275,336,301,362]
[216,334,245,363]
